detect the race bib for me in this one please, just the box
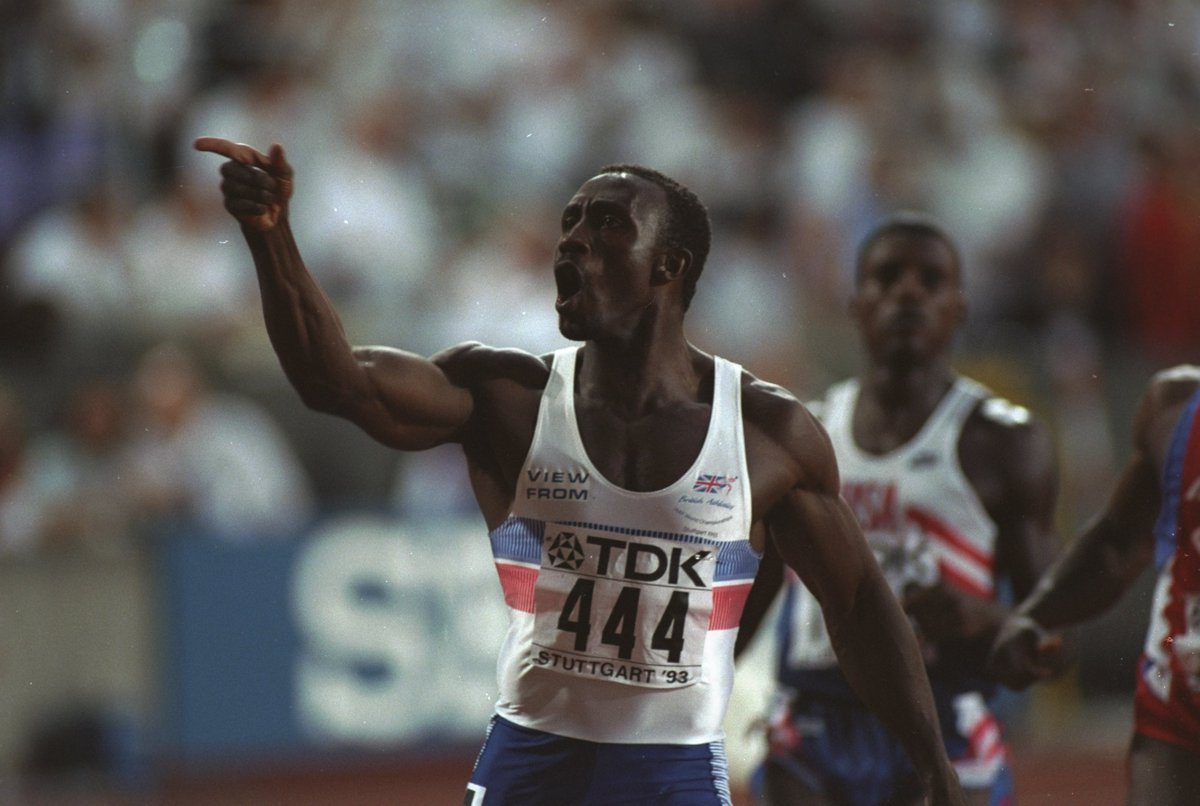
[531,523,716,688]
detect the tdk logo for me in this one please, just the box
[547,532,586,570]
[526,467,590,500]
[586,535,712,588]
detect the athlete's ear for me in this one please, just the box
[653,248,692,286]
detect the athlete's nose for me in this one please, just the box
[891,266,927,301]
[557,221,588,259]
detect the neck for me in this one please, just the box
[860,359,954,411]
[851,360,955,452]
[578,328,700,416]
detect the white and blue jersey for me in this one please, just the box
[768,376,1012,796]
[487,346,758,746]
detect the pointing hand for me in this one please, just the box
[193,137,294,232]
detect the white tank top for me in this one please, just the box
[488,346,758,744]
[782,376,996,671]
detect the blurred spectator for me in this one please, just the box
[922,61,1053,319]
[286,90,445,345]
[1114,125,1200,365]
[180,40,332,193]
[392,201,571,518]
[0,380,44,556]
[0,373,143,559]
[774,45,906,309]
[21,377,138,555]
[0,5,110,247]
[425,201,568,355]
[6,180,135,335]
[688,207,810,392]
[122,343,315,541]
[125,178,255,347]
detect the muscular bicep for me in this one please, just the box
[342,344,476,449]
[1084,447,1160,574]
[765,486,880,622]
[989,420,1062,600]
[747,378,880,617]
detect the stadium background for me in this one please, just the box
[2,1,1196,803]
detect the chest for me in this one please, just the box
[574,400,713,493]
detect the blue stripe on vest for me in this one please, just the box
[490,517,544,564]
[1153,389,1200,570]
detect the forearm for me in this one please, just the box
[242,220,363,410]
[831,576,951,786]
[239,217,474,451]
[1018,517,1150,630]
[1017,435,1160,631]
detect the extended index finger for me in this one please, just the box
[193,136,271,170]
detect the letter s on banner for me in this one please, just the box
[290,514,505,747]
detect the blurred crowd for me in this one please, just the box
[2,0,1200,557]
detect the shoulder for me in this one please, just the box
[1134,364,1200,452]
[431,341,554,390]
[739,369,820,439]
[739,368,838,495]
[1143,364,1200,413]
[961,382,1047,448]
[958,381,1056,493]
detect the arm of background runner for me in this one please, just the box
[194,137,476,450]
[986,373,1191,689]
[905,408,1061,646]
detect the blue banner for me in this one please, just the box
[158,514,506,764]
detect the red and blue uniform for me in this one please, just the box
[1136,386,1200,757]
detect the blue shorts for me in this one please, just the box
[466,715,733,805]
[763,690,1014,806]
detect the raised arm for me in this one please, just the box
[760,402,963,805]
[193,137,473,449]
[988,369,1199,689]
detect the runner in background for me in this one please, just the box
[989,364,1200,805]
[739,212,1059,805]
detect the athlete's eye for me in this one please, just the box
[873,264,899,286]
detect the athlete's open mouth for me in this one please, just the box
[887,308,926,332]
[554,261,583,308]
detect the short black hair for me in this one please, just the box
[598,163,711,310]
[855,211,960,285]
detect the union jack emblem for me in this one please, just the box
[693,473,737,494]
